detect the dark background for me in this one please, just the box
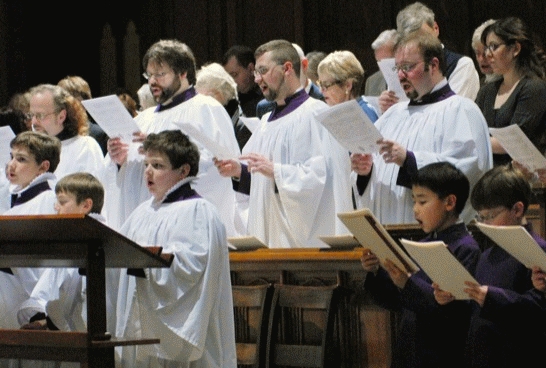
[1,0,545,106]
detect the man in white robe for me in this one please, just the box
[115,130,236,367]
[215,40,353,248]
[351,31,493,225]
[104,39,241,234]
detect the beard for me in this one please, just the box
[154,78,182,104]
[263,76,285,102]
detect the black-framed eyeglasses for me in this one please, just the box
[485,42,506,53]
[25,111,58,121]
[317,80,342,91]
[142,71,170,81]
[392,60,426,74]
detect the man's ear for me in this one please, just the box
[39,160,50,173]
[301,58,309,72]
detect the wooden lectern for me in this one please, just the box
[0,214,173,367]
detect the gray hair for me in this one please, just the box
[472,19,496,49]
[317,50,364,98]
[372,29,399,50]
[396,2,435,35]
[196,62,238,103]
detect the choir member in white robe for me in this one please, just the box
[104,40,241,235]
[115,130,236,368]
[0,132,60,368]
[215,40,354,248]
[351,31,493,225]
[27,84,105,186]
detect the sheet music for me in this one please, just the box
[240,116,261,133]
[338,208,419,273]
[314,99,383,154]
[176,122,237,160]
[377,58,409,102]
[81,95,141,144]
[227,235,268,251]
[0,126,16,166]
[489,125,546,171]
[476,222,546,270]
[400,238,477,300]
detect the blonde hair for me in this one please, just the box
[317,50,365,98]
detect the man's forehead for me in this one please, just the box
[395,43,420,61]
[256,51,274,65]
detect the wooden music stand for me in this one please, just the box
[0,214,174,367]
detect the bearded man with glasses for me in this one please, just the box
[351,31,493,226]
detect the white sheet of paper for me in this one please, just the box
[176,122,237,160]
[0,126,16,166]
[489,125,546,171]
[240,116,261,133]
[81,95,141,144]
[377,58,409,102]
[400,238,477,300]
[476,222,546,270]
[314,99,383,154]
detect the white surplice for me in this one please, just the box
[115,180,237,368]
[243,97,353,248]
[54,135,105,182]
[102,94,241,235]
[353,85,493,225]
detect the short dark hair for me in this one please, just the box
[255,40,301,77]
[10,131,61,172]
[395,30,446,75]
[143,39,197,85]
[55,172,105,213]
[412,162,469,215]
[471,164,531,212]
[222,45,255,68]
[142,130,200,177]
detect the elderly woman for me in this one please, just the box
[317,50,379,122]
[472,19,500,85]
[196,62,251,150]
[475,17,546,166]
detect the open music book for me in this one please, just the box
[475,222,546,270]
[488,124,546,171]
[337,208,419,273]
[399,238,477,300]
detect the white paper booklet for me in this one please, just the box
[0,126,16,166]
[337,208,419,273]
[489,124,546,171]
[377,58,409,102]
[314,99,383,154]
[475,222,546,270]
[227,236,268,251]
[318,234,361,250]
[81,94,141,144]
[399,238,477,300]
[176,122,237,160]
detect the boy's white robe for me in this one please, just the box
[115,180,237,367]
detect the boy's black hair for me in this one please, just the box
[471,164,531,212]
[412,161,469,215]
[142,130,200,177]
